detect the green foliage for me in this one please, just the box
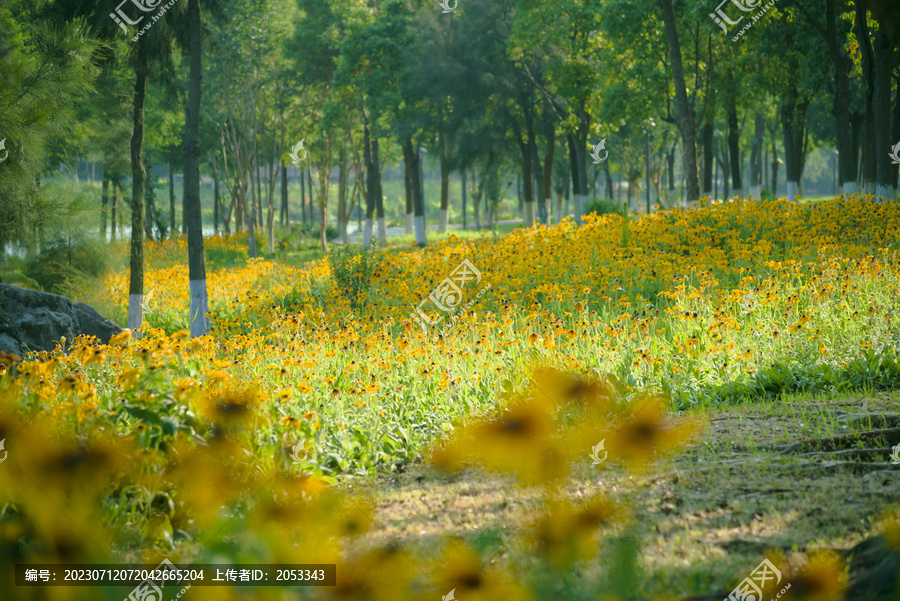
[204,244,248,270]
[22,234,111,295]
[327,242,379,310]
[660,347,900,411]
[584,197,627,218]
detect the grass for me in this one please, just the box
[2,195,900,599]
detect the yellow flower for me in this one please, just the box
[108,329,132,346]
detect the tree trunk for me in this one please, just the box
[439,136,450,234]
[892,76,900,191]
[101,178,109,241]
[339,146,349,244]
[567,134,580,216]
[727,103,742,195]
[771,139,780,195]
[144,158,155,241]
[872,29,894,200]
[373,137,387,246]
[542,119,555,225]
[362,108,375,247]
[128,38,149,332]
[403,139,416,237]
[281,163,288,227]
[856,1,877,195]
[183,0,208,337]
[213,154,220,234]
[701,122,713,195]
[248,170,257,258]
[461,168,467,230]
[660,0,701,202]
[169,147,176,232]
[300,163,306,223]
[781,79,810,201]
[533,143,545,225]
[750,113,764,198]
[111,181,118,242]
[412,142,427,246]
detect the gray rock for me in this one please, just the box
[0,283,122,357]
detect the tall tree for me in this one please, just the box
[659,0,701,201]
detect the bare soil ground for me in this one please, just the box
[346,390,900,599]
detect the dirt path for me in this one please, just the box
[346,391,900,599]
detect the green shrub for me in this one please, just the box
[327,242,378,310]
[23,235,111,295]
[584,197,627,218]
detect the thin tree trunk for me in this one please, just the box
[184,0,208,337]
[169,147,176,232]
[702,122,713,195]
[128,38,149,332]
[362,106,375,247]
[403,139,415,235]
[660,0,701,202]
[213,154,220,234]
[111,181,118,242]
[727,102,742,195]
[872,29,893,200]
[892,76,900,191]
[856,1,877,195]
[439,136,450,233]
[750,113,764,198]
[411,140,426,246]
[781,82,811,201]
[542,120,555,225]
[281,162,288,227]
[101,177,108,241]
[461,168,467,230]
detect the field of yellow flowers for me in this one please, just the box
[2,196,900,600]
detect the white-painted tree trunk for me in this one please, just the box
[439,208,448,233]
[377,217,388,245]
[189,279,209,337]
[523,201,534,228]
[875,184,894,202]
[786,181,798,201]
[339,219,348,244]
[362,218,373,248]
[128,294,142,332]
[578,194,589,223]
[843,181,857,196]
[405,213,413,235]
[749,185,760,199]
[414,215,426,246]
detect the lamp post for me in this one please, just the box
[642,119,655,214]
[830,150,839,197]
[713,130,724,202]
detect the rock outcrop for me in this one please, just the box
[0,283,122,357]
